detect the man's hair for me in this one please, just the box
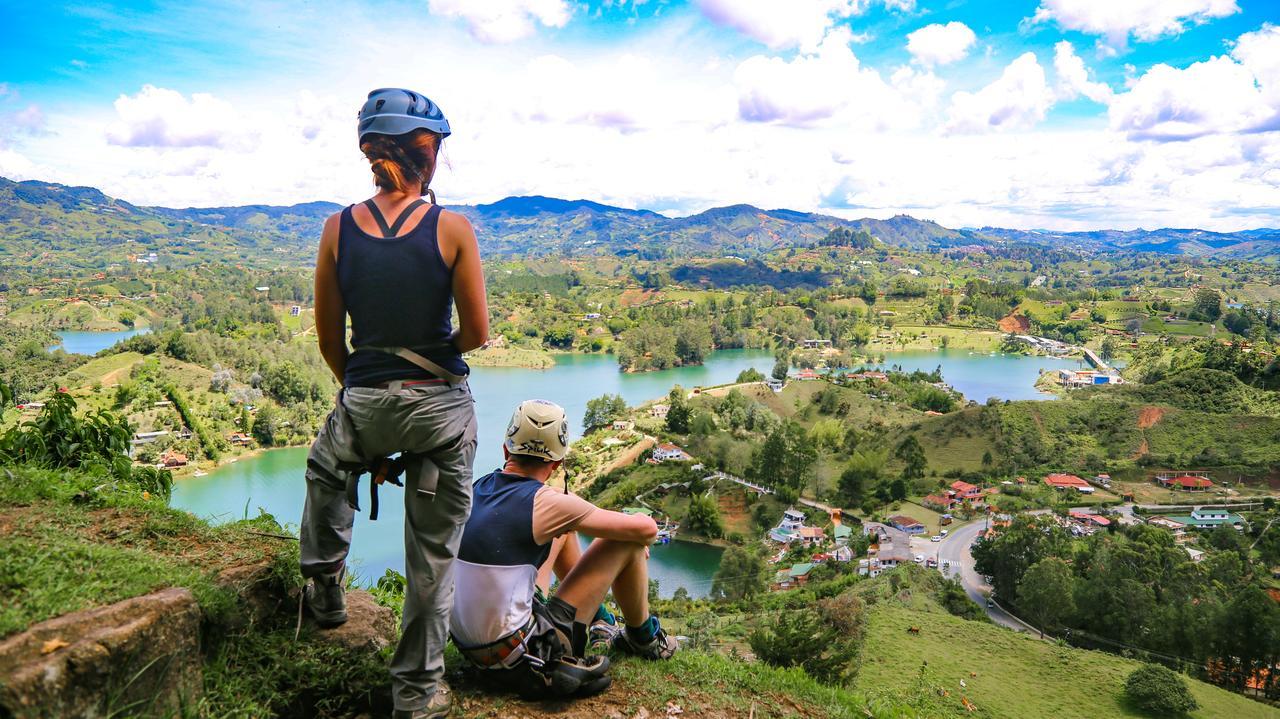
[507,452,553,472]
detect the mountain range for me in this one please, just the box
[3,176,1278,262]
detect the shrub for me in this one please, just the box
[748,608,856,683]
[1123,664,1198,717]
[0,392,173,499]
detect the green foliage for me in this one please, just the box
[772,356,789,381]
[1190,288,1222,322]
[1123,664,1199,717]
[838,449,885,506]
[750,421,817,493]
[665,386,691,434]
[583,393,627,431]
[711,545,767,601]
[1017,557,1076,636]
[894,435,927,479]
[251,403,283,446]
[735,367,765,384]
[0,392,173,499]
[748,607,856,683]
[684,491,724,538]
[163,383,220,460]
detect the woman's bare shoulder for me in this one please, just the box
[436,208,476,247]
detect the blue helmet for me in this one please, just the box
[357,88,451,144]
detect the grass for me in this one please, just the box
[857,604,1279,719]
[0,465,295,637]
[61,350,144,386]
[450,648,885,719]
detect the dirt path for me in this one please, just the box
[1137,406,1165,429]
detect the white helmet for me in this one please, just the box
[504,400,570,462]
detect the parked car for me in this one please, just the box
[940,529,948,537]
[930,535,942,542]
[914,554,925,563]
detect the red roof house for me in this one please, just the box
[1156,474,1214,492]
[1044,473,1093,492]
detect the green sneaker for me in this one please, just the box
[392,680,452,719]
[303,566,347,628]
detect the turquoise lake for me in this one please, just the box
[170,347,1081,597]
[53,328,150,355]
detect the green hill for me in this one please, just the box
[857,604,1277,719]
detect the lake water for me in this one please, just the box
[170,346,1075,595]
[866,349,1082,402]
[53,328,149,355]
[171,350,776,597]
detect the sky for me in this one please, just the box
[2,0,1279,231]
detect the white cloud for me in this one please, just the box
[906,22,976,67]
[105,85,250,149]
[1053,41,1112,103]
[695,0,859,51]
[695,0,914,51]
[1031,0,1240,50]
[427,0,572,43]
[1109,25,1280,141]
[946,53,1053,134]
[733,29,939,128]
[9,7,1280,232]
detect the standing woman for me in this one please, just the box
[300,88,488,719]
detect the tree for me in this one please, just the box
[674,321,713,365]
[1017,557,1076,637]
[889,478,908,501]
[838,449,885,506]
[895,435,927,479]
[261,361,310,405]
[685,491,724,538]
[748,609,853,683]
[665,387,691,434]
[751,421,817,493]
[972,515,1070,602]
[736,367,765,384]
[0,377,11,419]
[711,546,766,601]
[1191,288,1222,322]
[1123,665,1198,717]
[771,356,789,382]
[251,404,282,446]
[583,393,627,432]
[1100,336,1118,363]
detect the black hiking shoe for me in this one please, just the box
[613,616,678,660]
[392,680,452,718]
[303,567,347,628]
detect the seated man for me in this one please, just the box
[450,399,678,698]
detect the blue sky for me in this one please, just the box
[2,0,1279,230]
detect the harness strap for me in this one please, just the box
[361,198,427,238]
[454,617,537,669]
[357,345,468,385]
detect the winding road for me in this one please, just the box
[916,519,1039,633]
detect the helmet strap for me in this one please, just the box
[425,187,437,204]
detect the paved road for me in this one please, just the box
[918,520,1037,633]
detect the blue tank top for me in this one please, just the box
[336,202,469,387]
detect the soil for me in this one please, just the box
[996,314,1030,334]
[1136,406,1165,429]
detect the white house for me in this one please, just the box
[769,508,807,543]
[652,443,691,462]
[649,404,670,419]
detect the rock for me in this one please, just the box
[0,587,203,719]
[310,589,396,654]
[215,561,288,630]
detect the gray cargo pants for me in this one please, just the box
[300,380,477,712]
